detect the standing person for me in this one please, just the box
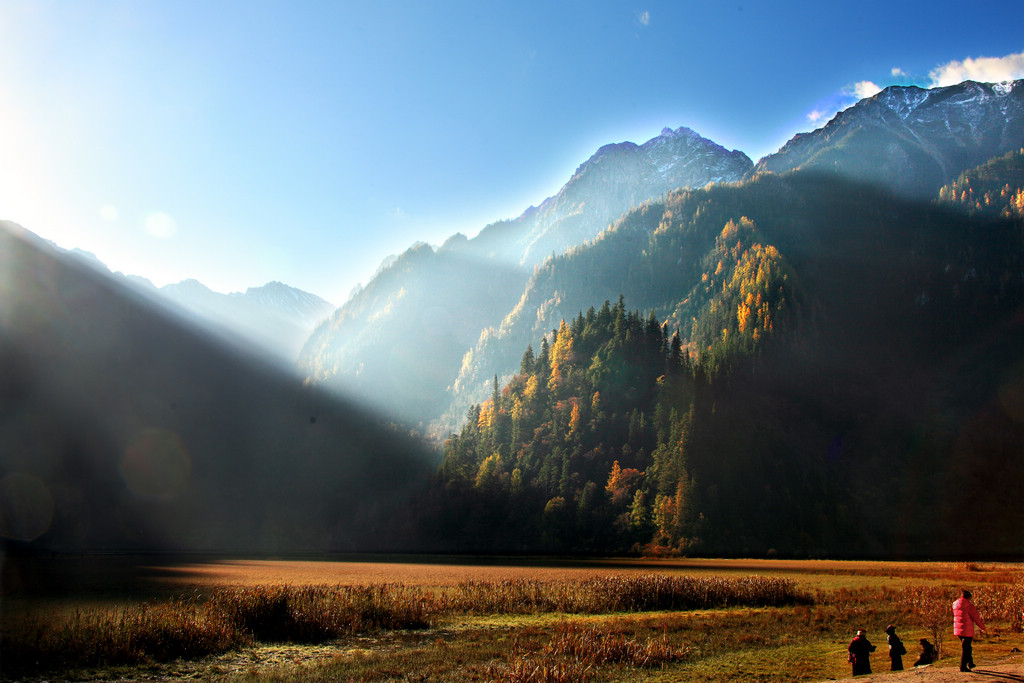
[885,624,906,671]
[848,629,876,676]
[952,589,986,672]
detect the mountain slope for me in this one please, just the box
[300,127,751,426]
[756,80,1024,197]
[0,222,433,553]
[301,242,529,424]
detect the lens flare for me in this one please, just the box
[0,472,55,541]
[120,429,191,501]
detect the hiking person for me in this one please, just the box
[885,624,907,671]
[952,589,986,672]
[848,629,876,675]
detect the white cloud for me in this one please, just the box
[849,81,882,100]
[638,10,650,26]
[803,80,882,130]
[929,50,1024,87]
[144,212,177,239]
[806,109,828,124]
[100,205,119,221]
[891,67,907,78]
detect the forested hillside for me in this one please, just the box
[424,171,1024,558]
[938,147,1024,218]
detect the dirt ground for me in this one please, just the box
[827,652,1024,682]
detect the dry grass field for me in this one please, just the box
[2,555,1023,682]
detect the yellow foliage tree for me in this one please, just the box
[548,320,574,392]
[475,453,502,489]
[568,399,582,437]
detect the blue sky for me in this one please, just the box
[2,1,1023,304]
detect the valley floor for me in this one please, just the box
[3,555,1023,682]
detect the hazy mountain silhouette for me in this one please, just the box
[64,249,334,362]
[0,222,434,553]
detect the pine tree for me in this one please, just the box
[520,345,535,375]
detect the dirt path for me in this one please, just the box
[827,653,1024,682]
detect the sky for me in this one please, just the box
[1,1,1023,305]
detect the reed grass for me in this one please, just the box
[441,574,808,615]
[208,584,433,642]
[482,621,689,682]
[2,596,244,675]
[1,574,804,678]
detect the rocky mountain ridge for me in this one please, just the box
[456,126,752,266]
[755,79,1024,196]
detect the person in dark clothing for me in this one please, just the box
[848,629,876,676]
[885,624,906,671]
[914,638,938,666]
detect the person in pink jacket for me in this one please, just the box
[952,589,986,672]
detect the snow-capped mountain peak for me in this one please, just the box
[876,85,930,120]
[756,79,1024,197]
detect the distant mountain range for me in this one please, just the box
[301,79,1024,437]
[154,279,333,361]
[65,249,333,362]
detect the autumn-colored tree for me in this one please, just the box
[568,399,583,439]
[475,453,503,491]
[605,460,643,506]
[548,320,575,393]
